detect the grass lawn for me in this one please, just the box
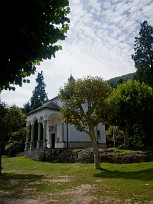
[0,156,153,203]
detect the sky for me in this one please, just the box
[1,0,153,107]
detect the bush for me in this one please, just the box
[5,141,25,157]
[4,128,27,157]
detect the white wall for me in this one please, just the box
[51,96,63,108]
[65,124,106,144]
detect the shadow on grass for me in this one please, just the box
[0,173,44,199]
[94,168,153,181]
[0,172,44,180]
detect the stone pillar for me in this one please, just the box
[62,123,64,142]
[37,122,41,149]
[55,124,57,142]
[25,123,30,150]
[30,123,34,149]
[43,120,47,148]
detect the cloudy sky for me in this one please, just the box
[1,0,153,107]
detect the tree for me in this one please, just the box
[59,76,112,169]
[4,105,27,157]
[4,105,26,133]
[0,103,26,174]
[0,100,7,175]
[22,101,31,114]
[4,127,27,157]
[0,0,70,91]
[107,80,153,148]
[30,71,48,110]
[132,21,153,87]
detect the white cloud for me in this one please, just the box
[1,0,153,107]
[88,0,101,14]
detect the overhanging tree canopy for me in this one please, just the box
[0,0,70,91]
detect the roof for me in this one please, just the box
[41,100,60,110]
[27,99,60,116]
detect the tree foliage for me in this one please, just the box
[0,0,70,91]
[107,80,153,147]
[22,101,31,114]
[4,105,27,156]
[30,71,48,110]
[0,103,26,174]
[4,105,26,133]
[0,100,7,174]
[132,21,153,87]
[59,76,112,169]
[4,127,27,157]
[0,101,7,140]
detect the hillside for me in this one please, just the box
[108,72,135,87]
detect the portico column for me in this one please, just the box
[43,120,47,148]
[25,123,30,150]
[55,124,57,142]
[62,123,64,142]
[37,122,41,149]
[30,123,34,149]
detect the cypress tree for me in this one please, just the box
[132,21,153,87]
[30,71,48,110]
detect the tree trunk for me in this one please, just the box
[89,128,101,170]
[0,147,2,175]
[124,125,129,148]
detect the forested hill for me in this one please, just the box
[107,72,135,87]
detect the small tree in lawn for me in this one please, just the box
[59,76,112,169]
[132,21,153,87]
[30,71,48,110]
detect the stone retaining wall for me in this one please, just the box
[22,148,153,164]
[23,148,80,163]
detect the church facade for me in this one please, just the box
[25,96,106,150]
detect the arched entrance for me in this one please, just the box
[51,133,55,148]
[48,113,61,148]
[33,119,38,148]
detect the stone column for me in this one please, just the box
[62,123,64,142]
[37,122,41,149]
[43,120,47,148]
[30,123,34,149]
[55,124,57,142]
[25,123,30,150]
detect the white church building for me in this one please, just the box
[25,78,106,150]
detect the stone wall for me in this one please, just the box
[77,148,153,164]
[23,148,80,163]
[22,148,153,164]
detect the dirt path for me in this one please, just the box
[1,176,153,204]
